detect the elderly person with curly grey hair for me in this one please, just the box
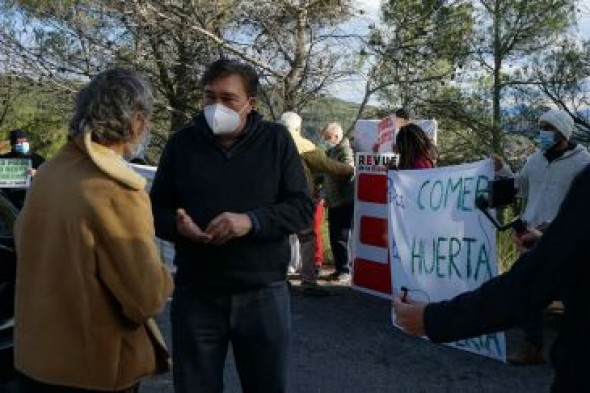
[13,68,173,393]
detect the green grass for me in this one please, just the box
[497,229,520,273]
[496,206,521,273]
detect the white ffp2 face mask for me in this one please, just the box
[204,103,247,135]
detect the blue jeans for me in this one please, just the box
[328,203,354,274]
[171,282,291,393]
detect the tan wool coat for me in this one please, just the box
[14,132,174,391]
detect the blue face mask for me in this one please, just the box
[13,142,30,154]
[538,130,556,151]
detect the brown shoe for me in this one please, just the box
[508,343,546,365]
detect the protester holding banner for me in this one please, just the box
[279,112,353,295]
[322,122,355,283]
[393,163,590,393]
[493,109,590,365]
[13,68,173,393]
[151,60,312,393]
[0,129,45,209]
[392,123,437,170]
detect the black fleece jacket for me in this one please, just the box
[425,164,590,393]
[150,111,313,292]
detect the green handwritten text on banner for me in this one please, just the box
[388,159,506,362]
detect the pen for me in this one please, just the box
[401,286,408,303]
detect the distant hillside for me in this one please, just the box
[299,97,378,142]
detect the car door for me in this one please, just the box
[0,192,17,382]
[0,192,17,324]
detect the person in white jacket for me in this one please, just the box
[493,109,590,365]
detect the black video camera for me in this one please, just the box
[474,177,516,209]
[475,177,526,234]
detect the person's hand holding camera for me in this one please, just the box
[513,227,543,252]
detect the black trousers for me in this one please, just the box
[17,374,138,393]
[328,203,354,274]
[171,282,291,393]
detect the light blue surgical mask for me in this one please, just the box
[13,142,30,154]
[538,130,556,151]
[324,140,337,150]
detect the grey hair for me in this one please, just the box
[69,68,153,143]
[279,112,302,133]
[322,122,343,139]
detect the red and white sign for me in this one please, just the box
[351,153,397,299]
[352,119,380,153]
[353,116,439,153]
[376,115,396,153]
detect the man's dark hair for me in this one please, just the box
[9,129,28,145]
[201,59,259,97]
[395,108,413,120]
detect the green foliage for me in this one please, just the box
[237,0,358,117]
[299,97,371,140]
[0,75,71,158]
[2,0,360,153]
[494,204,526,273]
[370,0,474,107]
[0,0,586,163]
[496,226,519,273]
[526,40,590,142]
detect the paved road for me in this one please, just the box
[1,283,554,393]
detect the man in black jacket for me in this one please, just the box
[393,164,590,393]
[0,129,45,210]
[150,59,312,393]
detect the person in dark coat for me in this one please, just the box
[150,60,312,393]
[0,129,45,209]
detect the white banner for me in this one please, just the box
[376,115,396,153]
[388,160,506,362]
[130,163,175,271]
[414,119,438,145]
[353,119,380,153]
[353,118,439,153]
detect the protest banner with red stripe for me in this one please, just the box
[351,153,396,299]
